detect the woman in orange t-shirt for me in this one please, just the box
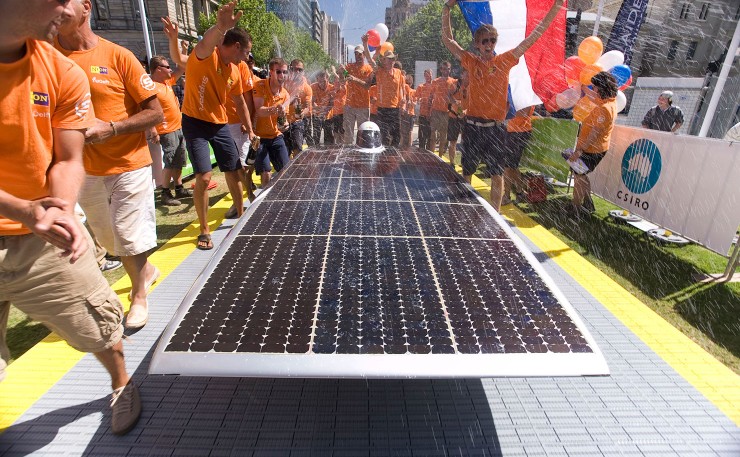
[568,71,618,215]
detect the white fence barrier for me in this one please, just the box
[589,125,740,255]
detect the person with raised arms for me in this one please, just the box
[252,58,291,187]
[442,0,565,211]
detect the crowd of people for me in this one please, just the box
[0,0,629,438]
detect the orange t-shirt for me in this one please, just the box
[577,98,617,153]
[55,37,157,176]
[332,84,347,116]
[405,85,415,115]
[0,40,96,235]
[431,77,457,112]
[286,78,312,123]
[462,50,518,121]
[507,106,535,133]
[225,61,253,125]
[154,76,182,135]
[311,81,334,118]
[181,48,242,124]
[415,82,433,117]
[344,62,373,108]
[253,79,289,139]
[375,67,404,109]
[369,85,378,115]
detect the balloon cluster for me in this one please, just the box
[553,36,632,119]
[364,23,393,58]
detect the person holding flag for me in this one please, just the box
[442,0,564,211]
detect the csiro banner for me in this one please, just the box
[604,0,649,65]
[589,125,740,255]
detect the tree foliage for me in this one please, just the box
[393,1,472,76]
[198,0,334,70]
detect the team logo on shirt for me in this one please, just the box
[75,93,92,119]
[31,91,50,106]
[140,74,156,91]
[91,65,109,75]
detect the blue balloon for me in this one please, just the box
[610,65,632,88]
[368,44,377,52]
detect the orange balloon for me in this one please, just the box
[572,96,597,122]
[378,42,394,56]
[578,36,603,65]
[579,63,602,86]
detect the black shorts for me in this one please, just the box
[181,114,241,174]
[503,130,531,169]
[447,117,463,142]
[461,120,507,176]
[578,151,606,175]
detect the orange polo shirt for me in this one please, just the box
[375,67,404,109]
[507,106,535,133]
[153,76,182,135]
[461,50,518,121]
[225,60,253,125]
[253,79,289,139]
[181,48,242,125]
[55,37,157,176]
[344,61,373,108]
[431,77,457,112]
[287,78,312,123]
[0,40,96,235]
[415,82,433,117]
[332,83,347,116]
[577,97,617,153]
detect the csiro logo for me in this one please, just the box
[621,139,662,194]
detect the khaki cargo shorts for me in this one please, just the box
[0,231,124,381]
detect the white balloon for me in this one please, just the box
[374,23,389,44]
[555,88,580,109]
[616,90,627,113]
[596,50,625,71]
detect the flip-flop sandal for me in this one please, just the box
[128,267,161,301]
[197,234,213,250]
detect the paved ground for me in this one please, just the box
[1,169,739,456]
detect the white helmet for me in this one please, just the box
[356,121,383,150]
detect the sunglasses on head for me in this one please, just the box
[480,37,496,45]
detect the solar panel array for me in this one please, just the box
[151,147,608,378]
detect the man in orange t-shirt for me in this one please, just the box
[363,36,404,147]
[400,73,416,149]
[285,59,312,156]
[329,69,347,145]
[502,105,535,205]
[162,4,254,251]
[310,70,334,146]
[341,46,374,144]
[57,0,164,329]
[253,58,291,187]
[149,55,190,206]
[0,0,140,435]
[429,61,456,156]
[415,69,434,151]
[442,0,564,211]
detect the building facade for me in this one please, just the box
[265,0,313,32]
[385,0,429,38]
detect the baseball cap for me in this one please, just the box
[381,50,396,59]
[660,90,674,102]
[354,45,363,53]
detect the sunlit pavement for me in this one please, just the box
[1,164,739,457]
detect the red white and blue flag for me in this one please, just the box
[458,0,567,111]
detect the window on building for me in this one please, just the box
[679,3,691,19]
[698,2,710,20]
[667,40,679,61]
[687,41,698,60]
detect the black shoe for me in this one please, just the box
[160,189,181,206]
[583,195,596,214]
[174,185,192,199]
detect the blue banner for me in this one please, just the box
[605,0,649,66]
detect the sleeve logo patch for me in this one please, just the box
[75,93,92,119]
[140,74,156,91]
[91,66,109,74]
[31,91,50,106]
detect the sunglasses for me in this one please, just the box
[274,70,289,75]
[291,68,304,72]
[158,65,171,70]
[480,38,496,45]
